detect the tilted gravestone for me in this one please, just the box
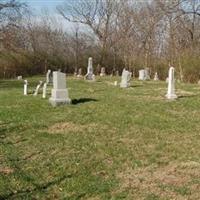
[49,71,71,106]
[33,81,43,96]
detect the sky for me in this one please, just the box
[22,0,65,13]
[20,0,78,31]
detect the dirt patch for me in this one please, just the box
[47,122,105,134]
[116,161,200,199]
[0,167,14,175]
[48,122,84,133]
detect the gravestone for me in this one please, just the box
[85,57,95,81]
[42,83,47,99]
[17,76,22,80]
[154,72,159,81]
[46,70,51,84]
[24,80,28,95]
[100,67,106,77]
[33,81,43,96]
[114,81,118,86]
[166,66,177,100]
[49,71,71,106]
[139,69,145,80]
[77,68,82,78]
[139,68,150,80]
[116,70,119,76]
[120,69,132,88]
[145,68,150,80]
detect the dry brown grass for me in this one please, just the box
[116,161,200,199]
[0,167,14,175]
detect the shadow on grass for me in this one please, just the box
[0,174,73,199]
[178,94,199,99]
[71,98,98,105]
[130,85,143,88]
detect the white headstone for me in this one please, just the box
[33,81,43,96]
[17,76,22,80]
[49,71,71,106]
[85,57,95,81]
[166,67,177,100]
[139,69,150,80]
[120,69,132,88]
[145,68,150,80]
[114,81,118,86]
[100,67,106,77]
[24,80,28,95]
[154,72,159,81]
[77,68,82,78]
[139,69,146,80]
[46,70,51,84]
[42,83,47,99]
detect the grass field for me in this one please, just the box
[0,76,200,200]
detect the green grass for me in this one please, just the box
[0,76,200,200]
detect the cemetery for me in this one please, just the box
[1,64,200,199]
[0,0,200,199]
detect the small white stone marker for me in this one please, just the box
[154,72,159,81]
[17,76,22,80]
[120,69,132,88]
[100,67,106,77]
[114,81,117,86]
[85,57,95,81]
[166,66,177,100]
[46,70,51,84]
[49,71,71,106]
[33,81,43,96]
[24,80,28,95]
[42,83,47,99]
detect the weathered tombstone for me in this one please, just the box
[77,68,82,78]
[46,70,51,84]
[49,71,71,106]
[114,81,118,86]
[120,69,132,88]
[154,72,159,81]
[139,69,150,80]
[33,81,43,96]
[100,67,106,77]
[24,80,28,95]
[139,69,146,80]
[85,57,95,81]
[17,76,22,80]
[144,68,150,80]
[42,83,47,99]
[116,70,119,76]
[166,66,177,100]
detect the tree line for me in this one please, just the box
[0,0,200,82]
